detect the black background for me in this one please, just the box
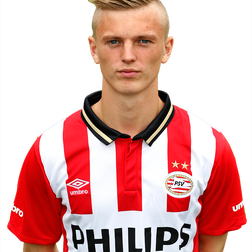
[1,1,251,252]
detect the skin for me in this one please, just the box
[23,2,228,251]
[89,2,173,136]
[23,243,59,252]
[199,233,228,252]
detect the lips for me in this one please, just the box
[118,69,140,78]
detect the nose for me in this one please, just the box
[121,41,136,63]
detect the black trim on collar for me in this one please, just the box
[81,90,174,146]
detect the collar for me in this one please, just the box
[81,91,174,146]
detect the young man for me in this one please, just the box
[8,0,246,251]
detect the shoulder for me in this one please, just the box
[171,106,232,172]
[38,107,81,142]
[173,105,226,139]
[35,110,87,195]
[38,110,85,167]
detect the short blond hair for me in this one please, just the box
[89,0,170,39]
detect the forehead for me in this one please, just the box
[95,4,165,39]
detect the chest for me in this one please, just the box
[62,128,215,216]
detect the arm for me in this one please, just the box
[199,233,228,252]
[23,243,59,252]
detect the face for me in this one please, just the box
[89,3,173,97]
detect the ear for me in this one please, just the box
[161,36,174,64]
[88,36,100,64]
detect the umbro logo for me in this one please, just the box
[67,179,90,196]
[67,179,89,190]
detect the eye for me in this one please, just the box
[139,40,150,44]
[109,40,119,45]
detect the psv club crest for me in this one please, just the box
[164,172,194,198]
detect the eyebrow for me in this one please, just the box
[101,34,157,42]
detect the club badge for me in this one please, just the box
[164,172,194,198]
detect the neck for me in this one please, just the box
[92,85,164,138]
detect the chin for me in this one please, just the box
[104,77,152,95]
[118,86,153,97]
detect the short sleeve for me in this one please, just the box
[198,129,247,235]
[7,137,62,245]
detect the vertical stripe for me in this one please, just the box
[167,106,192,212]
[189,113,216,194]
[64,111,92,214]
[116,138,143,211]
[61,206,69,252]
[88,129,118,218]
[192,201,201,252]
[188,112,216,251]
[141,134,169,252]
[142,131,168,214]
[40,120,67,199]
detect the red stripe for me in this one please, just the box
[116,138,142,211]
[172,188,191,191]
[61,206,68,252]
[64,111,92,214]
[168,177,191,184]
[167,106,192,212]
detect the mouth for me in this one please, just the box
[118,69,140,78]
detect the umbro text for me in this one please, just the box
[12,205,23,217]
[232,201,244,212]
[70,190,88,196]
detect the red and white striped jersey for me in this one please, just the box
[8,91,246,252]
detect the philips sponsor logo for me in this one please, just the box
[71,224,191,251]
[12,205,23,217]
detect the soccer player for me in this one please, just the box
[8,0,246,251]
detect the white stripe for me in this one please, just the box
[88,128,118,218]
[66,129,120,252]
[142,129,169,252]
[172,189,191,193]
[188,112,216,251]
[189,112,216,197]
[142,130,168,214]
[39,120,69,205]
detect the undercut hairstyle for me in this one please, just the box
[89,0,170,39]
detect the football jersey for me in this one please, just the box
[8,91,246,252]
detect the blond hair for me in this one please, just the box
[89,0,170,39]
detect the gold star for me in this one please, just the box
[181,162,189,169]
[172,160,180,168]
